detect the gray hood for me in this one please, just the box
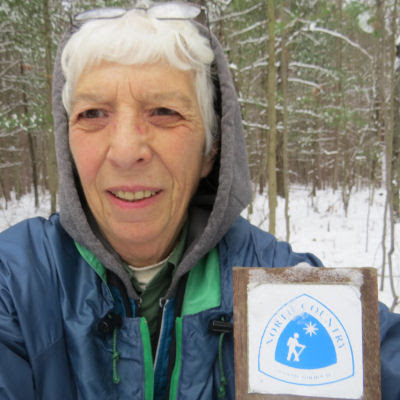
[52,22,251,300]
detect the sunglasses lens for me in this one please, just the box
[75,7,126,22]
[148,2,201,19]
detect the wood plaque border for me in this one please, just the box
[233,267,381,400]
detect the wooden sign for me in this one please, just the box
[233,265,381,399]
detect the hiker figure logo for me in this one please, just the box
[258,293,355,386]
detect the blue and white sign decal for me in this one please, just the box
[248,284,363,398]
[259,293,353,382]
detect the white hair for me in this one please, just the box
[61,9,216,154]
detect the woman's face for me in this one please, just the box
[69,61,214,266]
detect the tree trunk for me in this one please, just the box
[20,62,39,208]
[42,0,58,213]
[393,44,400,219]
[374,0,385,147]
[266,0,277,235]
[280,0,290,241]
[384,0,398,309]
[332,0,343,191]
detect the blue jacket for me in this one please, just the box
[0,214,399,399]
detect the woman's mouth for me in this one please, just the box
[110,190,159,202]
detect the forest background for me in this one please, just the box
[1,0,400,308]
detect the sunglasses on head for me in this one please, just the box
[73,1,209,27]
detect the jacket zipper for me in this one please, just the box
[154,297,167,369]
[134,297,156,400]
[164,273,189,398]
[154,298,174,400]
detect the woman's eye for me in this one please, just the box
[151,107,180,117]
[148,108,183,127]
[78,109,106,119]
[71,108,108,131]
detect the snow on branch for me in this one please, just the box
[322,150,339,156]
[230,20,267,38]
[239,35,267,46]
[290,62,337,78]
[0,61,20,78]
[0,161,22,169]
[210,2,263,23]
[239,97,268,108]
[289,77,323,90]
[0,146,20,152]
[240,57,267,72]
[292,109,325,119]
[306,24,372,61]
[242,121,268,130]
[0,130,20,138]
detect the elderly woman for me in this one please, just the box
[0,2,399,399]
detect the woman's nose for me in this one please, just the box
[106,113,153,169]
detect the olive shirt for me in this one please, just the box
[123,223,188,357]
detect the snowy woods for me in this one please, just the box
[1,1,400,309]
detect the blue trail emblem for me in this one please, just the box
[276,313,337,369]
[258,293,355,386]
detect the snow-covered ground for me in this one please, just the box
[244,185,400,311]
[1,186,399,311]
[0,191,51,232]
